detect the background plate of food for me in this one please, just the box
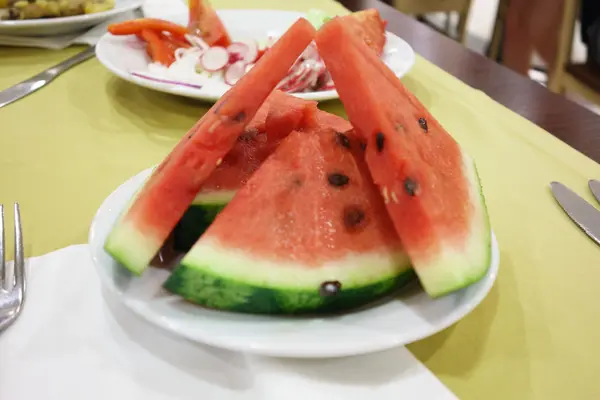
[95,3,416,102]
[0,0,142,36]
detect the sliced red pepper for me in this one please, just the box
[140,29,175,66]
[109,18,189,37]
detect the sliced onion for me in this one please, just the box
[131,72,203,89]
[224,60,247,86]
[185,34,210,50]
[200,46,229,72]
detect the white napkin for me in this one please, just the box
[0,245,458,400]
[0,10,141,49]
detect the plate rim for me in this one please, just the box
[0,0,142,28]
[94,8,416,103]
[89,167,499,358]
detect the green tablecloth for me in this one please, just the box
[2,1,600,398]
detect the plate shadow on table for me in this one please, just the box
[409,250,532,387]
[103,77,215,137]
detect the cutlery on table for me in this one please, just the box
[0,46,96,109]
[0,203,25,333]
[550,181,600,245]
[588,179,600,204]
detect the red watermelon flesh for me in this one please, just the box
[340,9,387,56]
[188,0,232,47]
[315,18,491,297]
[163,121,413,314]
[104,18,316,275]
[199,90,318,196]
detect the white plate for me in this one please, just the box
[89,168,500,358]
[0,0,142,36]
[95,9,416,102]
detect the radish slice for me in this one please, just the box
[200,46,229,72]
[227,42,249,64]
[224,60,247,86]
[237,38,258,63]
[185,34,210,50]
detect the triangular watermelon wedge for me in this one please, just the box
[163,117,413,314]
[315,18,491,297]
[104,18,316,275]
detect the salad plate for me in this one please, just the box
[0,0,142,36]
[89,168,499,359]
[94,9,416,102]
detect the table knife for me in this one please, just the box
[0,46,96,109]
[550,181,600,245]
[589,179,600,205]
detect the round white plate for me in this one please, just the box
[89,168,500,358]
[95,9,416,102]
[0,0,142,36]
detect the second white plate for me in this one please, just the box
[89,168,499,359]
[95,9,416,102]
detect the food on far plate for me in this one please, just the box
[104,18,317,275]
[163,121,414,314]
[187,0,231,47]
[315,17,492,298]
[0,0,114,20]
[106,7,387,93]
[174,90,318,251]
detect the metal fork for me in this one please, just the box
[0,203,25,333]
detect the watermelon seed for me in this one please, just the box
[208,120,221,134]
[404,178,418,196]
[395,123,404,132]
[327,173,350,187]
[391,191,399,203]
[360,142,367,151]
[376,132,385,152]
[343,205,366,231]
[292,177,303,187]
[232,111,246,122]
[418,118,428,133]
[238,128,258,142]
[319,281,342,297]
[216,158,222,166]
[381,186,389,204]
[335,132,351,149]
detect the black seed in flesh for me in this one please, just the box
[292,177,303,187]
[328,173,350,187]
[376,132,385,152]
[319,281,342,297]
[335,132,351,149]
[360,142,367,151]
[232,111,246,123]
[404,178,418,196]
[343,206,366,231]
[418,117,428,133]
[238,128,258,142]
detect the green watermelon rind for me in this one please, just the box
[414,153,492,298]
[163,237,415,314]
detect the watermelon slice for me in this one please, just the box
[187,0,232,47]
[163,121,413,314]
[339,9,387,56]
[104,18,316,275]
[173,90,318,251]
[315,18,491,297]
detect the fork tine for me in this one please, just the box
[13,203,24,295]
[0,204,4,290]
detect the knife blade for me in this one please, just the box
[589,179,600,205]
[550,181,600,245]
[0,46,96,109]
